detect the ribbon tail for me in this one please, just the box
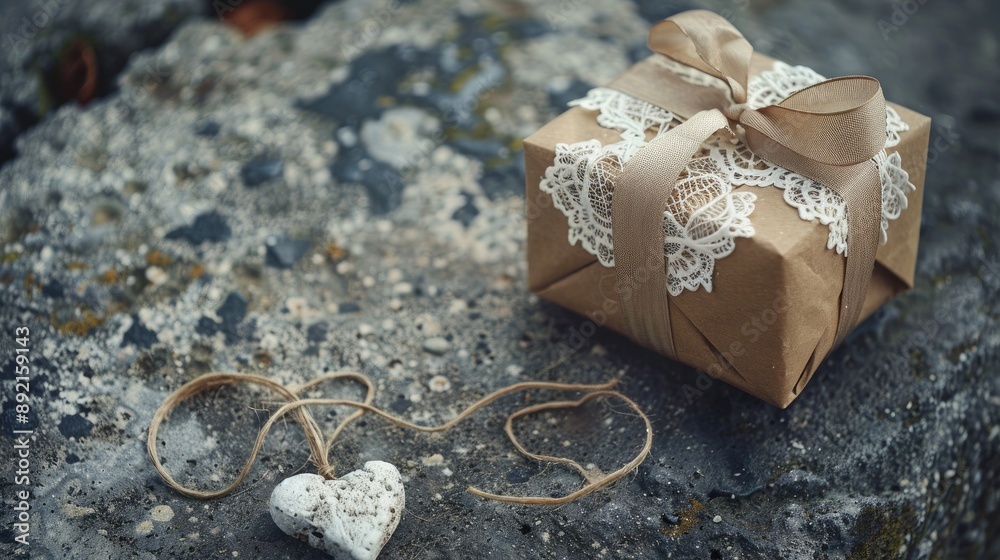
[743,130,883,349]
[611,109,732,358]
[828,165,883,347]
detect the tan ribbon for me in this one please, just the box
[611,10,886,357]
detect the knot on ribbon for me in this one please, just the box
[721,101,748,123]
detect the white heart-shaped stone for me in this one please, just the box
[269,461,405,560]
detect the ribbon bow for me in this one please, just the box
[609,10,887,359]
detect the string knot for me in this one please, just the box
[317,464,338,480]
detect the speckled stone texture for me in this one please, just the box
[0,0,997,558]
[0,0,207,164]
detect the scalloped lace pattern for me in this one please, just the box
[539,58,913,294]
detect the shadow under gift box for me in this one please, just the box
[524,53,931,408]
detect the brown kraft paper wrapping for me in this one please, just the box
[524,53,931,408]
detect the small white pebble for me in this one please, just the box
[145,266,168,286]
[713,515,722,523]
[259,333,279,351]
[336,127,357,147]
[422,337,450,355]
[417,315,442,335]
[422,453,444,466]
[392,282,413,296]
[428,375,451,392]
[150,505,174,522]
[286,296,309,318]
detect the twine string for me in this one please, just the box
[146,371,652,505]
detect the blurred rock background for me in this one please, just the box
[0,0,997,558]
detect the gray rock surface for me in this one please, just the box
[0,0,998,558]
[0,0,207,163]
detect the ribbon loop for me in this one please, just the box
[648,10,753,103]
[739,77,887,167]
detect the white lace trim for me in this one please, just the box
[539,58,913,294]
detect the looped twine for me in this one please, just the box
[147,370,653,506]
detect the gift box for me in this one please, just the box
[524,10,930,407]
